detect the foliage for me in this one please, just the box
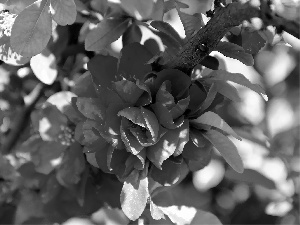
[0,0,299,224]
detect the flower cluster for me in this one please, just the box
[69,43,215,188]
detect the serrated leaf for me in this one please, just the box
[85,18,129,51]
[150,20,183,46]
[10,0,52,57]
[242,30,266,55]
[122,23,142,46]
[87,55,118,89]
[193,111,241,140]
[202,130,244,173]
[120,0,154,20]
[120,170,149,221]
[118,43,152,81]
[216,41,254,66]
[50,0,77,26]
[30,48,57,85]
[207,70,267,100]
[175,9,203,39]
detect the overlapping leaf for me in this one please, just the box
[120,0,154,20]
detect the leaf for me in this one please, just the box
[193,111,241,140]
[120,170,149,221]
[202,129,244,173]
[197,83,218,113]
[90,0,108,15]
[150,200,165,220]
[242,30,266,55]
[87,55,118,89]
[122,23,142,46]
[76,97,106,121]
[150,20,183,46]
[216,41,254,66]
[163,0,189,13]
[30,48,57,85]
[225,168,276,189]
[85,18,129,51]
[149,0,164,21]
[3,0,37,14]
[159,206,222,225]
[213,80,241,102]
[113,79,144,104]
[56,142,86,187]
[206,70,267,100]
[50,0,77,26]
[147,120,189,168]
[120,0,154,20]
[118,43,152,80]
[150,157,187,186]
[10,0,52,57]
[175,9,204,39]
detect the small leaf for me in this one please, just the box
[242,30,266,55]
[216,41,254,66]
[85,18,130,51]
[10,0,52,57]
[193,111,241,140]
[122,23,142,46]
[30,48,57,85]
[120,170,149,221]
[225,168,276,189]
[50,0,77,26]
[207,70,267,100]
[120,0,154,20]
[202,130,244,173]
[150,20,183,46]
[201,56,219,70]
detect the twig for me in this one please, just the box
[1,83,45,154]
[167,1,300,73]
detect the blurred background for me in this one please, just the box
[0,0,299,224]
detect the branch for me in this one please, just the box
[1,83,45,154]
[167,1,300,73]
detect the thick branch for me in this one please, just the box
[167,1,300,73]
